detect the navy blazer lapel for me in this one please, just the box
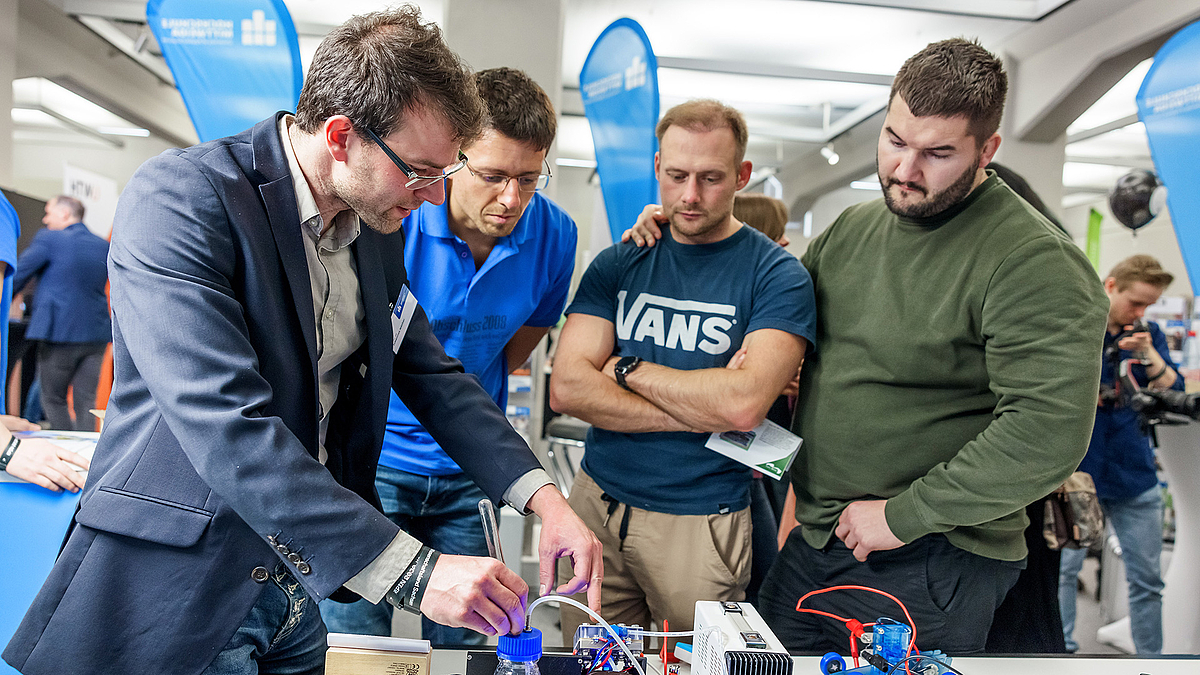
[253,114,318,368]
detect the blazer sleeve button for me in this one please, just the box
[297,562,312,575]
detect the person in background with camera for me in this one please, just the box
[1059,254,1179,654]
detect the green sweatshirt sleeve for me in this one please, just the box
[885,233,1108,545]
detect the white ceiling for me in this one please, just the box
[29,0,1156,205]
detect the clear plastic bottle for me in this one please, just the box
[496,627,542,675]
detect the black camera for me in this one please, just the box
[1118,359,1200,429]
[1100,320,1153,406]
[1104,319,1150,364]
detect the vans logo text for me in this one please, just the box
[615,291,735,354]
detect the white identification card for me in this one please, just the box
[705,419,803,480]
[391,285,418,353]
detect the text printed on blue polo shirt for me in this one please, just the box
[430,315,508,334]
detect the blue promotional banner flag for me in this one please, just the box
[147,0,302,142]
[1138,19,1200,295]
[580,18,660,242]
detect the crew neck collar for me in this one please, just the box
[660,221,749,255]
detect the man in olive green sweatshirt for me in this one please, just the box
[757,38,1108,654]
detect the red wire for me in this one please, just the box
[795,584,919,675]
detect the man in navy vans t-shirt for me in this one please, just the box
[550,99,815,643]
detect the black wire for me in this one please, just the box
[886,654,966,675]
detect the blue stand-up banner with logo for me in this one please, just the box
[580,18,660,243]
[147,0,302,142]
[1138,19,1200,295]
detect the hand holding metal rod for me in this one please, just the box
[478,498,505,564]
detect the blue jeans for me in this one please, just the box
[202,565,327,675]
[1059,485,1164,654]
[319,465,491,646]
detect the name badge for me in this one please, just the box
[392,285,418,353]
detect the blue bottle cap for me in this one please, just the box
[498,627,542,661]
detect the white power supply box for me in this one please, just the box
[692,601,793,675]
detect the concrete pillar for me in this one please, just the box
[0,0,17,187]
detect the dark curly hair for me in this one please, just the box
[294,5,483,145]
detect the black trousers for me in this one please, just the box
[38,341,106,431]
[759,529,1023,655]
[984,501,1067,653]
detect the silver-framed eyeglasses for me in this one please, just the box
[466,159,553,193]
[361,127,468,189]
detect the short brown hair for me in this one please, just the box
[733,193,787,242]
[891,38,1007,145]
[50,195,85,222]
[475,68,556,152]
[294,5,483,145]
[656,99,749,164]
[1108,255,1173,292]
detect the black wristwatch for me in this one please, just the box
[614,356,644,391]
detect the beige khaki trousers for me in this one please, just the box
[557,469,751,648]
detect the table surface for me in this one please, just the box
[430,650,1200,675]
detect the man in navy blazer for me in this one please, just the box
[3,8,600,675]
[13,195,111,430]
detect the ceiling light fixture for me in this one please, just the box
[821,143,840,165]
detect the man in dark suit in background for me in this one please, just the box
[13,195,110,430]
[4,8,600,675]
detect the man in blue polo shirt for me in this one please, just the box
[320,67,576,646]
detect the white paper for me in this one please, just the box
[705,419,802,480]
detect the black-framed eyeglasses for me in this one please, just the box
[361,127,468,189]
[465,159,553,193]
